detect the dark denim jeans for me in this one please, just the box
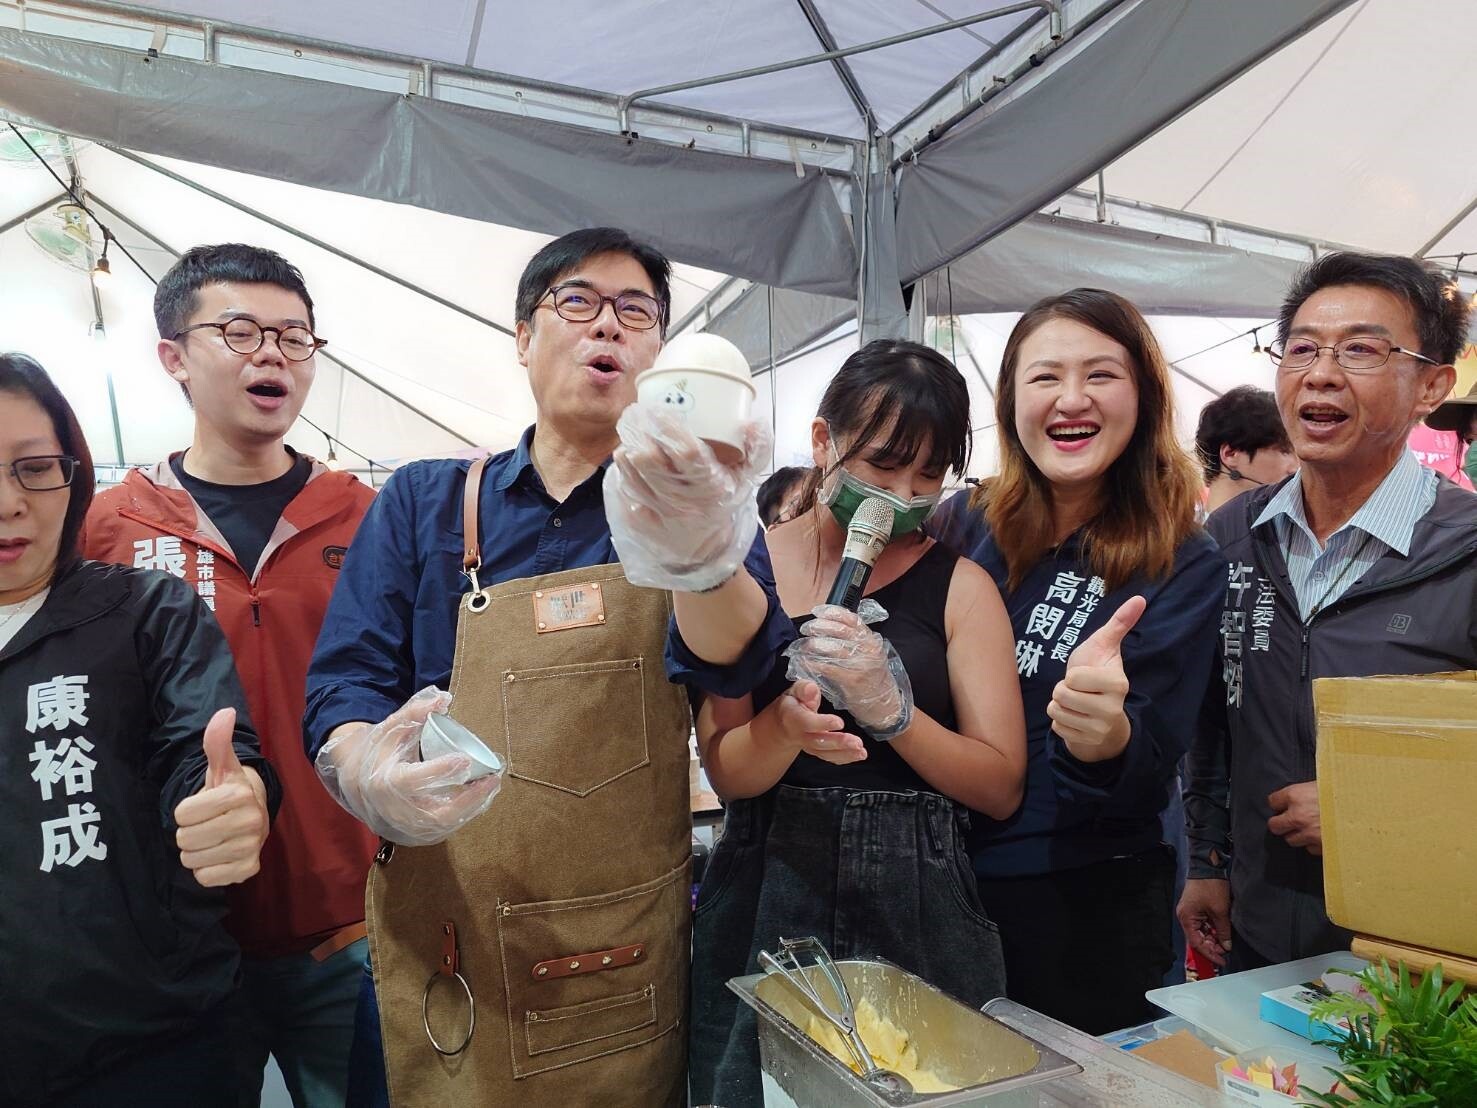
[345,955,390,1108]
[690,786,1007,1108]
[226,936,366,1108]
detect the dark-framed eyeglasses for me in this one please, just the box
[1268,336,1440,375]
[537,283,663,331]
[173,318,327,361]
[3,455,77,491]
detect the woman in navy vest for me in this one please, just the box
[936,290,1225,1034]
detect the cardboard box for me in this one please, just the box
[1315,672,1477,960]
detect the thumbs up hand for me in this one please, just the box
[1046,595,1146,762]
[173,707,270,888]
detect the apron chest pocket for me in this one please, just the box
[501,656,650,797]
[497,859,688,1079]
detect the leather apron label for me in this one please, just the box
[534,582,607,633]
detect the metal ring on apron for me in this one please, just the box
[465,562,491,613]
[422,969,476,1056]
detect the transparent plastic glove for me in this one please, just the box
[604,403,772,592]
[783,600,914,741]
[314,686,502,846]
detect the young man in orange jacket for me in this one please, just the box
[83,244,378,1108]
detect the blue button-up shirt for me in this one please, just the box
[304,426,792,757]
[1254,450,1438,621]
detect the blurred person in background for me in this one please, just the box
[756,464,811,528]
[1196,385,1297,516]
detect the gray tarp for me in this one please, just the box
[0,27,858,297]
[0,1,1355,324]
[895,0,1358,284]
[919,213,1306,318]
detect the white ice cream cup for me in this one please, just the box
[636,333,756,466]
[420,713,504,780]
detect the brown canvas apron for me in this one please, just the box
[366,456,693,1106]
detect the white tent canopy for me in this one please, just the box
[2,0,1474,480]
[0,141,726,472]
[1,0,1359,309]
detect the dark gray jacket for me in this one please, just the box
[1186,478,1477,963]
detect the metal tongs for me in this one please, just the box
[758,936,914,1099]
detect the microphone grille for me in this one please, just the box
[853,496,895,538]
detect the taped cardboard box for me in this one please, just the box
[1314,671,1477,961]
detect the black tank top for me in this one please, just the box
[753,543,959,793]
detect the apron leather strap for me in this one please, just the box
[463,455,491,572]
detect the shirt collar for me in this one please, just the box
[1253,450,1429,556]
[489,425,538,492]
[488,424,613,498]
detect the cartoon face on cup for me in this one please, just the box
[658,382,697,414]
[420,713,503,780]
[636,333,755,467]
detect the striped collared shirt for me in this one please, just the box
[1253,451,1438,621]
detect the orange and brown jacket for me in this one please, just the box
[83,456,379,958]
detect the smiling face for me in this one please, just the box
[1276,284,1454,486]
[0,391,69,599]
[515,251,664,439]
[158,281,317,448]
[1012,317,1140,501]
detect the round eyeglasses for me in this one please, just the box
[537,283,663,331]
[173,318,327,362]
[3,455,77,491]
[1268,336,1439,375]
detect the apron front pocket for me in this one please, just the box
[497,858,688,1079]
[501,656,651,797]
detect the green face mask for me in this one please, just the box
[818,441,942,538]
[1464,443,1477,487]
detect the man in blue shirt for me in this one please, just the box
[305,228,789,1106]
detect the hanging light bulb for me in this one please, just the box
[324,433,345,471]
[92,233,112,284]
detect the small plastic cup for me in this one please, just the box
[636,333,756,466]
[420,713,504,780]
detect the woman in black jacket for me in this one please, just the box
[0,353,279,1107]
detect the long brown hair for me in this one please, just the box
[970,289,1201,592]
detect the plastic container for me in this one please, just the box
[419,713,503,779]
[636,332,755,465]
[728,957,1079,1105]
[1216,1044,1345,1104]
[1145,950,1367,1060]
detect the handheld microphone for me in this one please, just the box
[824,497,895,611]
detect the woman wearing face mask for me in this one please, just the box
[689,340,1027,1107]
[936,290,1225,1035]
[0,354,278,1107]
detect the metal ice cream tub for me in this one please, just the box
[728,957,1081,1106]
